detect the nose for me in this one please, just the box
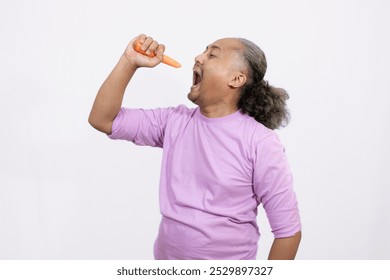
[194,53,205,64]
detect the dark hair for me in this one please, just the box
[237,38,290,130]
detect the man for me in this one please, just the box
[88,34,302,260]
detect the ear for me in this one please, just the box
[228,72,247,89]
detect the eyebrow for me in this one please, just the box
[206,45,222,51]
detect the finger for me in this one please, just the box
[155,44,165,60]
[141,36,154,51]
[137,34,147,44]
[146,41,159,55]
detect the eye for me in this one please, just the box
[209,53,216,58]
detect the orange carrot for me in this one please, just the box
[133,40,182,68]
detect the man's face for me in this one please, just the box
[188,38,245,107]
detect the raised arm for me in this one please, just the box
[88,34,165,134]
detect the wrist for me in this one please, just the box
[118,54,139,72]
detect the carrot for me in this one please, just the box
[133,40,182,68]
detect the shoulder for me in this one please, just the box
[240,112,276,143]
[172,104,196,115]
[164,104,196,122]
[133,104,195,122]
[239,112,285,159]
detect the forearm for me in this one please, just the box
[268,231,301,260]
[88,54,138,134]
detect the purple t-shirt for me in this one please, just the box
[108,105,301,259]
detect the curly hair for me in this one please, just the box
[237,38,290,130]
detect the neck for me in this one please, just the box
[199,104,239,118]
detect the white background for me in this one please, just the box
[0,0,389,260]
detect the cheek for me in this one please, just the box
[204,68,229,86]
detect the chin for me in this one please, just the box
[187,89,199,104]
[187,93,198,104]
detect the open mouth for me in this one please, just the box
[192,69,202,86]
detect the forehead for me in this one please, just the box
[208,38,244,52]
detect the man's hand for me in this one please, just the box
[124,34,165,68]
